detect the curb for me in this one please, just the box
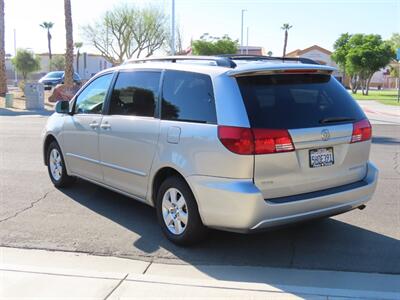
[1,247,399,299]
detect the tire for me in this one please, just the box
[156,176,207,246]
[46,141,75,188]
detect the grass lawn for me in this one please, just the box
[349,89,400,106]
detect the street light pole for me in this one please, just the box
[240,9,246,54]
[246,26,249,55]
[171,0,175,55]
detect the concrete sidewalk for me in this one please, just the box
[1,247,399,299]
[357,100,400,125]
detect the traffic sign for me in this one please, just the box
[397,48,400,61]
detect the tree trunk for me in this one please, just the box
[76,50,80,74]
[64,0,74,88]
[350,75,359,94]
[47,30,52,60]
[365,75,373,96]
[282,30,288,57]
[0,0,7,96]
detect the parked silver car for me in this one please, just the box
[42,55,378,245]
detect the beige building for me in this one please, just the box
[286,45,396,89]
[286,45,341,79]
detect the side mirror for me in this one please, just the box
[55,100,70,114]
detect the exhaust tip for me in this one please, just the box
[358,204,366,210]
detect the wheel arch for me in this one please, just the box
[150,167,190,207]
[43,134,58,165]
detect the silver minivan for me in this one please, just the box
[43,56,378,245]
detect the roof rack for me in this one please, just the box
[124,56,237,68]
[217,54,320,65]
[124,54,320,69]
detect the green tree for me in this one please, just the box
[40,21,54,62]
[388,33,400,50]
[332,33,353,90]
[267,51,273,57]
[192,35,238,55]
[64,0,74,88]
[82,5,169,65]
[50,55,65,70]
[11,49,40,81]
[281,23,293,57]
[332,33,394,95]
[74,42,83,73]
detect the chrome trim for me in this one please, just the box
[100,161,147,177]
[66,153,99,164]
[66,153,147,177]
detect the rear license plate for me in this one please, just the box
[309,147,334,168]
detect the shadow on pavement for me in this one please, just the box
[372,136,400,145]
[58,179,400,277]
[0,108,53,117]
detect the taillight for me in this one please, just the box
[217,126,254,155]
[253,129,294,154]
[351,119,372,143]
[218,126,295,155]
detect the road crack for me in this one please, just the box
[394,152,400,176]
[0,190,53,224]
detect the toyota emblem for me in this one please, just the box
[321,129,330,141]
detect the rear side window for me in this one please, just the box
[237,74,366,129]
[109,71,161,117]
[161,70,216,124]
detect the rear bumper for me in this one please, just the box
[187,162,378,232]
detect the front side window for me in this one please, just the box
[109,71,161,117]
[161,70,216,124]
[74,73,113,114]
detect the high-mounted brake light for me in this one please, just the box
[351,119,372,143]
[218,126,295,155]
[282,69,318,74]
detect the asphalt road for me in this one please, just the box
[0,110,399,275]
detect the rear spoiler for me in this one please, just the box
[227,64,336,77]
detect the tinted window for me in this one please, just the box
[161,70,216,124]
[237,74,366,129]
[45,71,63,79]
[74,73,113,114]
[109,71,161,117]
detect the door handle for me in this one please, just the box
[100,122,111,129]
[89,122,99,128]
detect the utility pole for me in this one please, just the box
[13,29,17,86]
[171,0,175,55]
[246,27,249,55]
[240,9,246,54]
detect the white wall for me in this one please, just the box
[5,53,112,82]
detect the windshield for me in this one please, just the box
[237,74,366,129]
[44,72,64,79]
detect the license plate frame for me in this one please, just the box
[309,147,334,168]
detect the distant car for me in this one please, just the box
[38,71,81,90]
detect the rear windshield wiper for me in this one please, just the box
[319,117,355,124]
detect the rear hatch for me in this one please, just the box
[234,69,372,200]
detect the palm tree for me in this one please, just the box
[40,22,54,63]
[64,0,74,87]
[0,0,7,96]
[74,42,83,74]
[281,23,293,57]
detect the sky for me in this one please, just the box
[4,0,400,57]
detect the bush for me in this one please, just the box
[18,80,25,95]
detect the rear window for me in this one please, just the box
[161,70,216,124]
[237,74,366,129]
